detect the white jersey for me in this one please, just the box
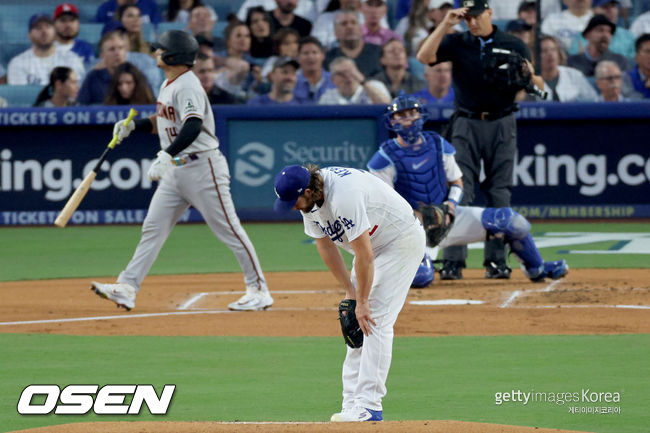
[301,167,417,255]
[541,10,594,50]
[7,47,85,85]
[155,70,218,153]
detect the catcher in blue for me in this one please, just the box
[367,94,568,286]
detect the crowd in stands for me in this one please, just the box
[0,0,649,108]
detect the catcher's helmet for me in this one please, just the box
[152,30,199,67]
[384,93,429,146]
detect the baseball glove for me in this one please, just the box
[419,201,455,247]
[338,299,363,348]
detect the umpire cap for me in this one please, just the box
[152,30,199,67]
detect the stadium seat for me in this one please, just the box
[0,85,43,107]
[77,23,104,44]
[142,22,156,42]
[156,21,186,37]
[1,43,31,67]
[213,21,228,39]
[205,0,245,21]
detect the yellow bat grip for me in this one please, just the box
[108,107,139,149]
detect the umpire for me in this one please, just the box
[416,0,544,280]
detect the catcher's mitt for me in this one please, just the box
[419,201,455,247]
[338,299,363,348]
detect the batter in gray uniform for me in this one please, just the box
[91,30,272,312]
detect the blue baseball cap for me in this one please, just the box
[273,165,311,213]
[29,13,53,31]
[593,0,619,7]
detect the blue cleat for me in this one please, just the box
[526,260,569,282]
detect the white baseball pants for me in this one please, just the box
[341,218,425,411]
[117,149,267,293]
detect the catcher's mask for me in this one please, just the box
[384,93,428,147]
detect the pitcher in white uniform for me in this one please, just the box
[273,164,425,422]
[91,30,272,312]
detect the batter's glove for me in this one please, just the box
[419,201,455,247]
[338,299,363,348]
[113,118,135,144]
[147,150,172,181]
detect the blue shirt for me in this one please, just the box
[95,0,161,24]
[627,67,650,99]
[247,94,301,106]
[71,39,96,66]
[293,69,335,104]
[78,68,112,105]
[410,87,456,104]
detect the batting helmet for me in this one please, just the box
[384,93,429,146]
[152,30,199,67]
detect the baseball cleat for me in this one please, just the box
[90,281,136,311]
[440,260,463,280]
[485,261,512,279]
[330,406,383,422]
[228,291,273,311]
[526,260,569,282]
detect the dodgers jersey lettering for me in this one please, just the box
[301,167,416,255]
[156,70,218,153]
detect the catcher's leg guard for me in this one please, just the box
[411,254,434,288]
[481,208,544,276]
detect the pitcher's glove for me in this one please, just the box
[338,299,363,348]
[419,201,455,247]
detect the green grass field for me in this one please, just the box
[1,222,649,432]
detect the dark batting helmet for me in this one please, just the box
[152,30,199,67]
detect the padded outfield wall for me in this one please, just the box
[0,102,649,225]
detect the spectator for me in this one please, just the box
[117,4,151,54]
[187,5,217,43]
[193,53,244,104]
[491,0,562,21]
[271,0,313,37]
[294,36,335,103]
[0,97,7,108]
[248,57,301,105]
[506,19,534,46]
[53,3,96,66]
[261,27,300,78]
[237,0,317,23]
[541,0,595,51]
[246,6,275,59]
[539,35,598,101]
[395,0,431,56]
[167,0,217,24]
[103,62,155,105]
[372,38,425,97]
[33,66,79,107]
[567,14,628,77]
[7,14,85,86]
[594,60,632,101]
[410,61,455,103]
[630,11,650,38]
[318,56,390,104]
[213,21,261,101]
[517,1,537,26]
[361,0,402,46]
[312,0,365,50]
[627,34,650,98]
[95,0,161,25]
[77,30,129,104]
[570,0,635,58]
[324,11,383,78]
[194,34,216,57]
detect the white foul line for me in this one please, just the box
[500,291,522,308]
[0,307,338,327]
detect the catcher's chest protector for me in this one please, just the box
[382,132,447,208]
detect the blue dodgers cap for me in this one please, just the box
[29,13,53,31]
[273,165,311,213]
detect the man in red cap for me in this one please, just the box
[54,3,96,66]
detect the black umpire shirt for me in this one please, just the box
[434,25,531,113]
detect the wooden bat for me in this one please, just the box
[54,108,139,228]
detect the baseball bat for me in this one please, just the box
[54,108,139,228]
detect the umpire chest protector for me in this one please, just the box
[381,132,447,208]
